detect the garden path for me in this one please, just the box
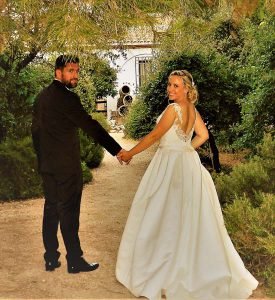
[0,133,268,299]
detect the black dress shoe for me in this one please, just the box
[67,257,99,274]
[45,260,61,271]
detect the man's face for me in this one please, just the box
[56,63,80,88]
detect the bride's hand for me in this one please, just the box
[119,150,133,164]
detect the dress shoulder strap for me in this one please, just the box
[167,103,196,127]
[169,103,182,123]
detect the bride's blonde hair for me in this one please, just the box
[169,70,199,104]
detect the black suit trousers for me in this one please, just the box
[41,171,84,263]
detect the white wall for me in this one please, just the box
[106,47,153,119]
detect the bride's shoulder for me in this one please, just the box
[157,104,176,120]
[159,104,177,121]
[163,103,178,113]
[165,103,182,115]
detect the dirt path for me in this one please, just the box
[0,133,269,299]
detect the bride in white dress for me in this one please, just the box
[116,70,258,300]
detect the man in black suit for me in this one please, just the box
[31,55,123,273]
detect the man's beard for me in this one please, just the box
[62,78,78,89]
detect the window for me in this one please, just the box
[135,56,152,92]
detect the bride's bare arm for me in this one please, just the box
[191,111,209,149]
[120,106,176,161]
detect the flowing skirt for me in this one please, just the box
[116,147,258,300]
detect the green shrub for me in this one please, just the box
[80,130,104,169]
[0,132,97,200]
[0,64,52,142]
[80,112,108,168]
[81,161,93,184]
[224,193,275,296]
[125,51,242,141]
[124,100,152,139]
[216,134,275,206]
[217,133,275,295]
[91,112,110,131]
[232,15,275,149]
[76,56,117,114]
[0,137,43,200]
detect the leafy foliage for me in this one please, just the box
[76,56,117,113]
[224,192,275,296]
[233,14,275,148]
[124,5,274,150]
[80,112,109,169]
[125,51,242,140]
[0,135,94,201]
[0,0,212,63]
[124,99,152,139]
[217,133,275,295]
[89,56,117,99]
[207,9,275,149]
[91,112,110,131]
[212,19,244,60]
[0,50,116,141]
[81,161,93,183]
[0,137,42,200]
[0,63,52,142]
[216,134,275,206]
[80,131,104,169]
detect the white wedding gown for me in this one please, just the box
[116,103,258,300]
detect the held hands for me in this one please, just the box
[116,149,133,165]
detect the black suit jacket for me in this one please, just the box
[31,80,121,176]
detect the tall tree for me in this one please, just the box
[0,0,229,142]
[0,0,222,71]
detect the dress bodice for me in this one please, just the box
[157,103,196,149]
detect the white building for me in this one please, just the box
[102,23,169,120]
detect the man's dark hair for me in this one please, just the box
[55,55,79,70]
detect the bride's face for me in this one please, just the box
[167,75,188,102]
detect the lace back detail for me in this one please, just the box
[171,103,196,142]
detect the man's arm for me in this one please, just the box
[31,99,40,154]
[64,93,122,156]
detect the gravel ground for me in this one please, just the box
[0,133,269,299]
